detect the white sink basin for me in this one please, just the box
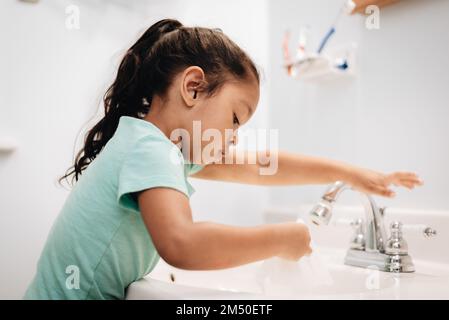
[126,247,449,300]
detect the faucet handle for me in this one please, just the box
[385,221,409,255]
[423,227,437,238]
[401,224,437,239]
[349,218,365,250]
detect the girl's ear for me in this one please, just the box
[180,66,206,108]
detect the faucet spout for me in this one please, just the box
[310,181,388,253]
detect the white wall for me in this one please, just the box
[268,0,449,211]
[0,0,269,299]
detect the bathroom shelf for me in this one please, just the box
[351,0,400,14]
[0,136,18,153]
[285,42,357,83]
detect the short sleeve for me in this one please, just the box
[185,163,204,176]
[117,136,190,213]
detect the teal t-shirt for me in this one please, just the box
[24,116,204,300]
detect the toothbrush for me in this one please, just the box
[282,30,292,64]
[295,25,310,60]
[317,0,356,54]
[283,30,297,77]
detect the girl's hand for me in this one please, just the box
[276,222,312,261]
[347,167,424,198]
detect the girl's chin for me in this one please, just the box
[206,158,223,165]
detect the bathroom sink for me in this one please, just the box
[126,246,449,300]
[126,205,449,299]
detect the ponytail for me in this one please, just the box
[59,19,182,185]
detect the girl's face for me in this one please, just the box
[178,67,260,165]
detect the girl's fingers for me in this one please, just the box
[398,180,416,189]
[374,185,395,198]
[357,171,423,198]
[393,178,418,189]
[378,172,424,194]
[386,172,424,187]
[400,172,423,185]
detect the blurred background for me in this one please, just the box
[1,0,448,299]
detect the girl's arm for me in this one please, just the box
[192,151,423,197]
[138,187,312,270]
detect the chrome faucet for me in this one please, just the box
[309,181,415,273]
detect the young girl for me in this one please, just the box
[24,19,423,300]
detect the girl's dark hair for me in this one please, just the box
[59,18,259,185]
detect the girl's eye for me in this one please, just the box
[233,113,240,126]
